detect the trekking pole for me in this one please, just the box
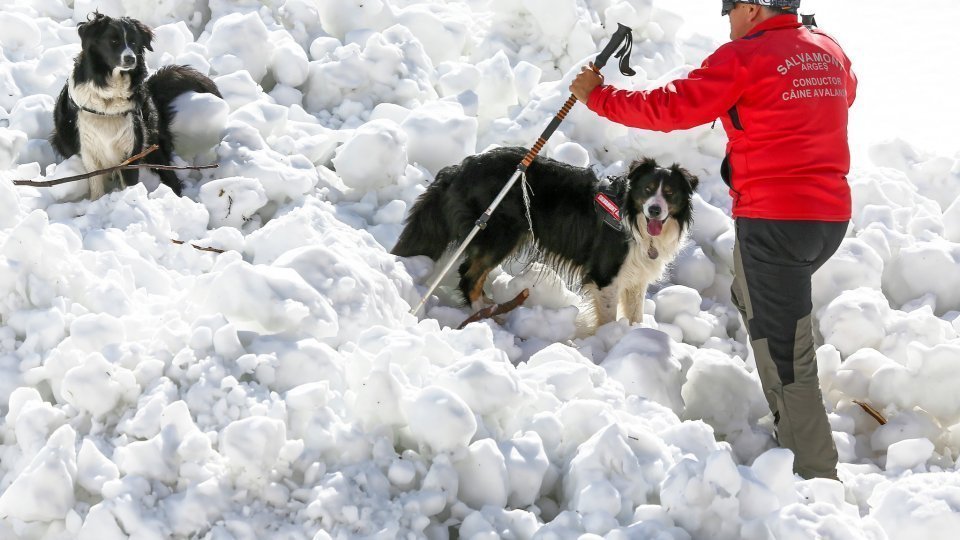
[410,23,637,315]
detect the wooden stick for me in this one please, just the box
[171,239,226,254]
[121,164,219,171]
[458,289,531,329]
[853,400,888,425]
[12,145,219,187]
[12,145,159,186]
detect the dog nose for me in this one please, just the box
[648,205,663,218]
[122,54,136,64]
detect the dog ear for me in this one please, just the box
[131,19,155,51]
[672,164,700,193]
[628,157,658,179]
[77,11,107,43]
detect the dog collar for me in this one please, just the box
[70,95,136,117]
[594,178,625,232]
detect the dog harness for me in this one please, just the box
[594,178,624,232]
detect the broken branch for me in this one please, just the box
[458,288,531,329]
[171,239,226,254]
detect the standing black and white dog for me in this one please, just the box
[392,146,698,326]
[51,12,222,199]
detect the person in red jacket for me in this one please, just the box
[571,0,857,480]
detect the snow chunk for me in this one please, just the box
[603,328,687,413]
[332,119,408,191]
[404,386,477,453]
[205,12,272,82]
[454,439,509,509]
[191,258,338,339]
[0,425,77,522]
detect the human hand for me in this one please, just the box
[570,63,604,104]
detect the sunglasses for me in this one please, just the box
[721,1,738,16]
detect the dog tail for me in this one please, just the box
[148,65,222,128]
[391,165,457,260]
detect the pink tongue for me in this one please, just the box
[647,219,664,236]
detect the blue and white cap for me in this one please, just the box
[721,0,801,16]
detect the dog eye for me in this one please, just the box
[663,187,673,195]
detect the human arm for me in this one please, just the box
[583,44,748,132]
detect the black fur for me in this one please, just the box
[50,12,222,196]
[393,146,699,306]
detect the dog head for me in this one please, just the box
[624,158,699,237]
[78,12,154,73]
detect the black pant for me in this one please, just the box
[731,218,847,479]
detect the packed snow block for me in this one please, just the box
[829,348,897,401]
[113,401,206,484]
[248,336,345,393]
[199,177,269,229]
[886,439,934,472]
[564,425,663,523]
[0,176,23,229]
[205,12,273,82]
[498,432,550,508]
[146,21,195,68]
[273,244,416,345]
[436,353,524,417]
[399,101,477,175]
[476,51,518,122]
[653,285,702,324]
[885,242,960,315]
[602,328,687,413]
[8,94,54,140]
[818,288,890,357]
[270,36,310,88]
[77,439,120,496]
[351,369,406,428]
[459,508,540,540]
[868,473,960,540]
[169,92,229,159]
[303,27,437,117]
[315,0,395,40]
[219,415,288,473]
[332,119,408,191]
[870,139,960,211]
[0,425,77,522]
[0,11,41,62]
[60,354,138,418]
[215,126,320,203]
[672,245,717,294]
[812,238,884,313]
[681,349,769,457]
[395,4,469,65]
[191,258,338,340]
[0,127,27,169]
[943,195,960,243]
[454,439,510,509]
[403,386,477,453]
[869,343,960,421]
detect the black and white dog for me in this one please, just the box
[51,12,222,199]
[392,146,698,326]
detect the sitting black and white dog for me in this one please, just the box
[392,146,698,326]
[51,12,222,199]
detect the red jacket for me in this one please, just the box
[587,15,857,221]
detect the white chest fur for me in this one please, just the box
[69,72,138,198]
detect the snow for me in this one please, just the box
[1,0,959,538]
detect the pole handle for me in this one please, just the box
[594,23,635,75]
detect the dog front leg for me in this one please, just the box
[621,284,648,325]
[591,283,620,327]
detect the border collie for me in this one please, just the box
[392,146,698,327]
[51,12,222,199]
